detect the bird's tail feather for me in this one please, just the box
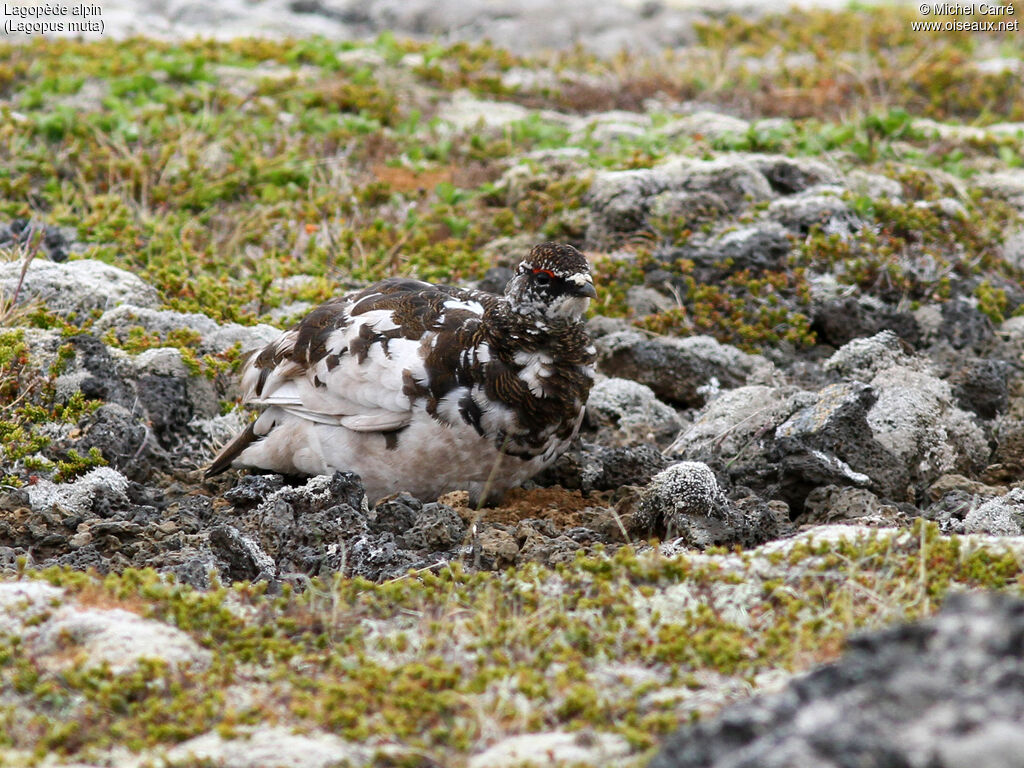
[204,422,257,478]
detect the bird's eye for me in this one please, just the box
[533,268,555,286]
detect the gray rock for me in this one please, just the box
[595,331,774,407]
[93,304,280,355]
[26,467,130,518]
[801,485,904,526]
[972,170,1024,209]
[165,726,369,768]
[741,154,842,194]
[29,603,212,674]
[823,329,918,380]
[963,488,1024,536]
[765,189,862,236]
[537,441,671,493]
[587,377,681,444]
[649,591,1024,768]
[648,189,730,230]
[625,285,677,317]
[688,222,792,271]
[635,461,728,545]
[585,167,676,238]
[0,259,160,317]
[402,502,466,551]
[658,111,750,139]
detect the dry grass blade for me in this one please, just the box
[0,228,45,326]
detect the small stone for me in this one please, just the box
[963,488,1024,536]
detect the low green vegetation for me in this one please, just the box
[0,523,1021,764]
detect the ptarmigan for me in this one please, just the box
[207,243,597,505]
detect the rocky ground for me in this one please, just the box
[1,8,1024,768]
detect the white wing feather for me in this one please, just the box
[241,309,425,433]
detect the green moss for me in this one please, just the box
[1,524,1019,764]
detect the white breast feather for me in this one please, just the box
[514,350,554,398]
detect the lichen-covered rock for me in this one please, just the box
[657,111,750,139]
[971,169,1024,209]
[670,384,813,490]
[801,485,904,526]
[537,441,671,492]
[165,726,370,768]
[0,259,160,317]
[635,461,727,543]
[439,91,531,130]
[468,730,631,768]
[586,377,681,444]
[93,304,280,355]
[595,331,774,406]
[30,604,212,674]
[963,487,1024,535]
[866,365,988,490]
[26,467,130,518]
[823,329,919,380]
[765,189,862,236]
[585,154,777,243]
[950,359,1010,419]
[649,591,1024,768]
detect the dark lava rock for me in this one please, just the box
[939,298,994,351]
[370,493,422,535]
[0,218,76,262]
[477,266,514,295]
[136,373,194,445]
[649,591,1024,768]
[208,525,277,584]
[950,359,1010,419]
[401,502,466,551]
[595,330,770,407]
[67,334,134,406]
[223,474,286,509]
[536,441,671,493]
[771,382,896,511]
[812,297,921,348]
[238,473,370,576]
[74,403,158,482]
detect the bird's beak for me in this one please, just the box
[571,281,597,299]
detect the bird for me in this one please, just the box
[206,242,598,505]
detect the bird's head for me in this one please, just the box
[505,243,597,323]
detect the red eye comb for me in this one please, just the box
[532,268,556,278]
